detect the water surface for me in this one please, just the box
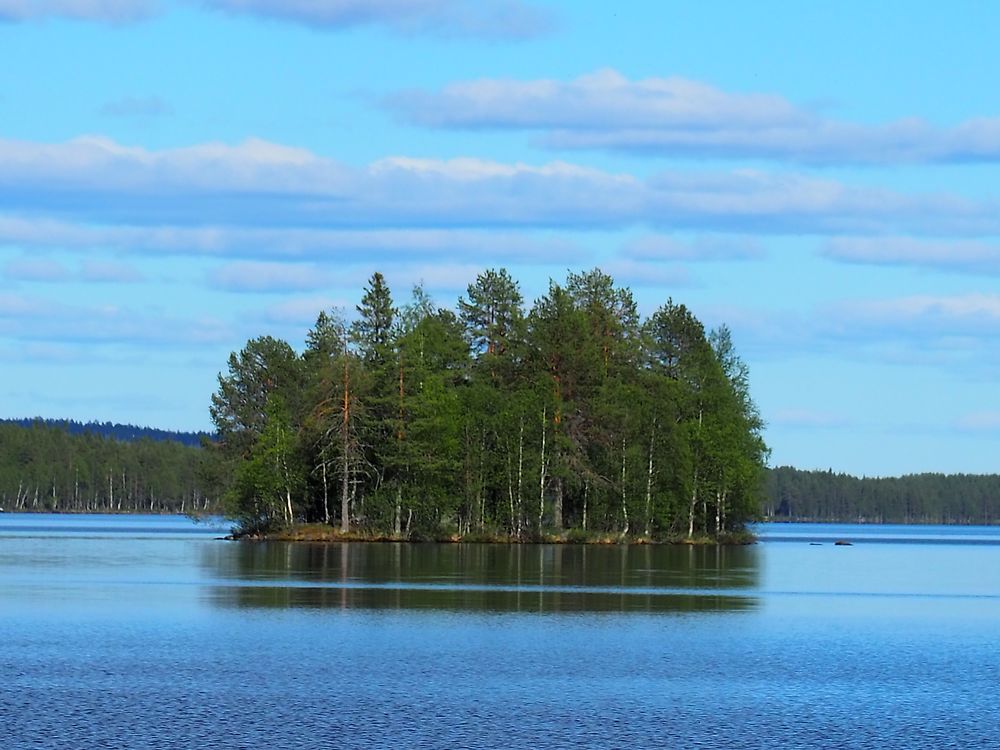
[2,515,999,749]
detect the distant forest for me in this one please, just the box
[0,418,213,447]
[0,420,220,513]
[766,466,1000,524]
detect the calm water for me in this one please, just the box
[3,516,1000,749]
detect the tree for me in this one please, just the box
[459,268,525,367]
[527,281,602,530]
[209,336,303,459]
[351,272,396,365]
[567,268,639,380]
[226,397,304,535]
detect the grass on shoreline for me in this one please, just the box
[231,522,756,546]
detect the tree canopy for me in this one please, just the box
[211,268,769,539]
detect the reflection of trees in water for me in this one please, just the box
[202,542,760,614]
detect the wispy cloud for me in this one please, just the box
[621,234,765,262]
[259,295,348,327]
[825,293,1000,341]
[769,408,853,429]
[953,411,1000,433]
[0,214,581,263]
[824,236,1000,275]
[0,291,230,345]
[3,255,144,283]
[599,259,693,288]
[80,259,145,282]
[5,135,1000,237]
[99,95,172,118]
[214,259,489,297]
[0,0,553,37]
[202,0,554,39]
[707,293,1000,373]
[210,261,336,292]
[0,0,156,23]
[4,257,73,282]
[385,69,1000,165]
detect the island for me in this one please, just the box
[207,268,767,543]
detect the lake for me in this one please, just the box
[2,515,999,749]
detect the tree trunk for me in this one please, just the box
[340,445,350,533]
[340,350,351,533]
[507,444,515,536]
[621,436,629,535]
[688,469,699,539]
[321,459,329,525]
[553,476,563,531]
[645,418,656,537]
[538,406,547,532]
[516,417,524,539]
[394,485,402,537]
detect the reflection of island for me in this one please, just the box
[202,543,760,614]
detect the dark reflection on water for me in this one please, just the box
[203,542,760,614]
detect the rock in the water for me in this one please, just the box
[834,539,853,546]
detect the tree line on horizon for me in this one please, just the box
[0,421,217,513]
[766,466,1000,524]
[3,419,1000,526]
[208,268,768,540]
[0,418,212,448]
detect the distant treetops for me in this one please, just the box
[209,268,769,540]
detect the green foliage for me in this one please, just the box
[0,421,218,513]
[225,397,303,535]
[766,467,1000,524]
[208,268,770,540]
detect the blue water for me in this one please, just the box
[2,515,999,748]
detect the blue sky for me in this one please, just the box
[3,0,1000,476]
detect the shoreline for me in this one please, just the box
[229,523,757,546]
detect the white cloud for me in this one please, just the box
[824,236,1000,274]
[203,0,554,39]
[954,411,1000,433]
[706,293,1000,373]
[0,0,155,22]
[4,257,73,282]
[826,294,1000,340]
[5,135,1000,237]
[380,262,483,293]
[386,69,1000,165]
[0,0,553,36]
[210,261,336,292]
[99,95,172,118]
[770,408,852,429]
[621,234,765,262]
[80,259,144,282]
[0,135,344,195]
[216,260,488,297]
[260,295,348,326]
[0,291,231,345]
[3,255,143,283]
[599,259,693,288]
[0,214,581,263]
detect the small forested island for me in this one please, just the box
[207,268,768,543]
